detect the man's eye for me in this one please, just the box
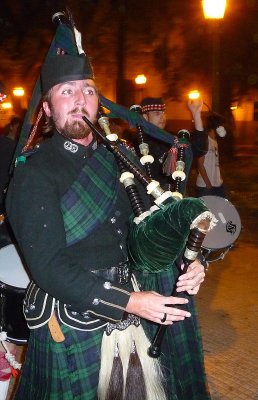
[62,89,73,95]
[84,88,95,95]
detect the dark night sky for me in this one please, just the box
[0,0,257,107]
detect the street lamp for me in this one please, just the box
[12,86,27,113]
[188,90,200,100]
[202,0,227,113]
[0,101,13,110]
[12,87,25,97]
[202,0,226,19]
[135,74,147,103]
[135,74,147,85]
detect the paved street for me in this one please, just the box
[6,155,258,400]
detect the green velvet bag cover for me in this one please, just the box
[128,197,210,273]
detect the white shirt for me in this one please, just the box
[196,136,223,187]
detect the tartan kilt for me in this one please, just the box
[134,265,211,400]
[14,323,103,400]
[14,269,210,400]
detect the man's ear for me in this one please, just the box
[142,113,148,122]
[42,101,51,117]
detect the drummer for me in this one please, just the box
[0,116,23,399]
[6,53,209,399]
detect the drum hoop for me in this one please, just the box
[0,243,30,288]
[201,244,234,263]
[0,280,27,293]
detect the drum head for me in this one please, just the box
[200,196,241,250]
[0,244,30,344]
[0,244,30,288]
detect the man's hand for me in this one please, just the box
[125,291,191,325]
[176,259,206,295]
[187,98,204,131]
[187,98,203,116]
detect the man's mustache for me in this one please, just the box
[69,108,89,118]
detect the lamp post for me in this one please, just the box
[135,74,147,104]
[12,87,25,97]
[202,0,226,113]
[12,86,27,114]
[188,90,201,101]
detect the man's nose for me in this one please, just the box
[75,89,86,105]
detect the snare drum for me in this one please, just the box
[0,244,30,344]
[200,196,242,263]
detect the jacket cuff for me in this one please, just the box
[86,281,131,322]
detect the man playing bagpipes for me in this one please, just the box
[5,12,215,400]
[140,96,207,187]
[103,95,207,194]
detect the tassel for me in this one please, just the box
[22,107,44,152]
[98,323,167,400]
[98,278,166,400]
[124,340,147,400]
[162,147,178,176]
[105,343,124,400]
[127,325,166,400]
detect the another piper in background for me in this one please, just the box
[140,96,207,192]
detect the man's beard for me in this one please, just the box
[61,119,92,140]
[53,107,96,140]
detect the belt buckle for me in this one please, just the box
[117,261,131,284]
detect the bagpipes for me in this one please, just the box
[83,112,216,399]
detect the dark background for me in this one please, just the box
[0,0,257,115]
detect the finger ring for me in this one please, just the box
[161,313,167,323]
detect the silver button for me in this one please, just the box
[29,304,36,311]
[92,298,100,305]
[82,312,90,319]
[110,217,116,224]
[104,281,111,289]
[71,311,78,316]
[117,229,123,235]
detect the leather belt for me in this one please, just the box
[91,260,131,284]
